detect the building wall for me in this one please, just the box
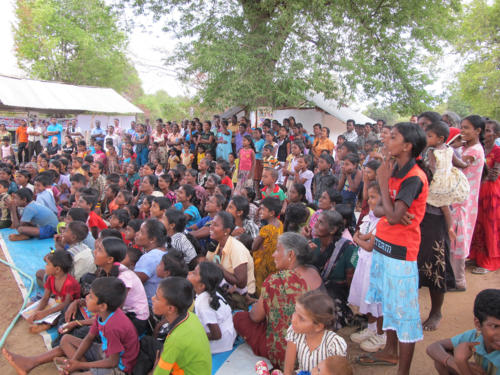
[323,113,346,142]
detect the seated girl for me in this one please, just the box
[188,262,236,353]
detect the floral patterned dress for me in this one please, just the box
[261,270,308,369]
[451,143,485,259]
[254,222,283,293]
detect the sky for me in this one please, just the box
[0,0,460,105]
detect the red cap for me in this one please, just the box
[447,127,461,145]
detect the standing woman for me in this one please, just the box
[236,135,256,193]
[216,120,232,160]
[450,115,485,290]
[133,124,149,167]
[198,121,215,158]
[470,119,500,273]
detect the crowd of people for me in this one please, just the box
[0,111,499,375]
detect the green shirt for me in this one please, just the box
[261,185,287,201]
[154,312,212,375]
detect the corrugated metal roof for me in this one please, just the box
[306,93,375,124]
[220,106,245,119]
[0,75,143,114]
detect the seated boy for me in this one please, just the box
[34,173,58,215]
[2,277,139,375]
[426,289,500,375]
[0,180,12,228]
[8,188,59,241]
[151,277,211,375]
[65,207,95,250]
[261,167,286,201]
[77,190,107,239]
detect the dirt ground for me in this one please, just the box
[0,252,499,375]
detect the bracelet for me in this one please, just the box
[76,320,82,326]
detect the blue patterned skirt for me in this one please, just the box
[365,250,423,343]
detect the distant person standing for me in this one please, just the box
[66,119,84,140]
[91,120,106,142]
[46,117,63,144]
[15,119,29,163]
[27,119,42,160]
[343,119,358,143]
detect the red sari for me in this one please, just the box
[470,145,500,270]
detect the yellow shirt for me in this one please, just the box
[206,236,256,294]
[313,138,335,157]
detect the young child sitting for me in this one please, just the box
[150,196,172,220]
[188,262,236,353]
[65,207,95,250]
[151,277,212,374]
[78,191,107,239]
[216,159,234,189]
[426,288,500,375]
[53,221,96,282]
[115,189,133,210]
[109,208,130,235]
[34,173,58,215]
[261,167,286,201]
[8,188,59,241]
[27,250,80,333]
[0,180,12,228]
[3,277,140,374]
[284,291,347,374]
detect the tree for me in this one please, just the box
[454,0,500,119]
[136,91,211,121]
[128,0,460,113]
[14,0,142,96]
[363,104,401,125]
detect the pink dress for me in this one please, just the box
[451,143,484,259]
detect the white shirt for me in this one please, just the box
[105,134,121,150]
[299,169,315,203]
[343,130,358,143]
[195,291,236,353]
[27,126,42,142]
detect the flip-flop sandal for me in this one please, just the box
[472,267,490,275]
[356,353,397,366]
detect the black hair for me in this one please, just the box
[98,236,127,277]
[323,187,343,205]
[118,190,133,204]
[284,202,308,232]
[291,183,307,203]
[0,180,9,189]
[367,181,381,195]
[126,218,143,234]
[13,187,33,203]
[346,119,355,126]
[335,203,355,230]
[143,218,168,246]
[106,183,120,197]
[126,204,140,219]
[217,184,233,202]
[263,144,274,152]
[106,173,120,185]
[165,208,187,233]
[142,174,159,190]
[211,193,227,210]
[34,174,52,187]
[216,159,231,176]
[340,141,358,154]
[153,197,172,212]
[474,289,500,324]
[425,121,450,141]
[243,187,256,202]
[463,115,486,145]
[394,122,427,158]
[418,111,442,124]
[100,229,123,239]
[80,194,97,210]
[180,184,196,203]
[322,127,330,136]
[160,249,188,278]
[319,153,334,167]
[365,159,381,171]
[67,221,89,242]
[70,173,86,185]
[215,211,235,231]
[344,153,360,166]
[198,262,225,310]
[230,195,250,219]
[158,277,194,315]
[46,250,73,274]
[17,169,31,180]
[91,277,127,312]
[126,247,143,266]
[111,209,130,227]
[67,207,89,222]
[261,197,282,217]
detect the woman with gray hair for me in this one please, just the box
[442,111,461,128]
[233,232,320,369]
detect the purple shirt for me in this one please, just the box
[89,308,140,372]
[235,131,250,153]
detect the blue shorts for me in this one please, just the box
[39,225,56,239]
[365,250,423,343]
